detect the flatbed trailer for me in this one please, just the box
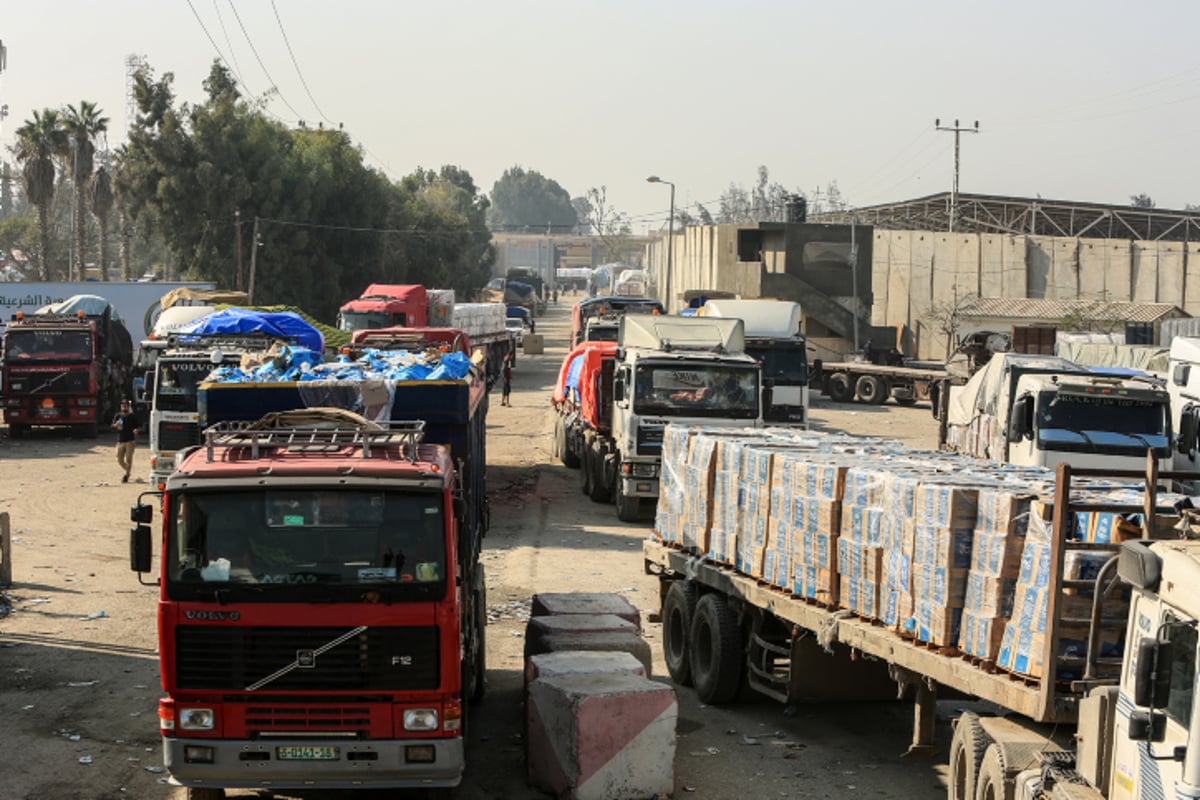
[814,360,948,406]
[644,459,1178,749]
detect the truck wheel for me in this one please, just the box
[949,712,993,800]
[894,395,917,406]
[689,593,744,704]
[558,419,580,469]
[587,451,611,503]
[186,788,225,800]
[974,743,1014,800]
[663,581,698,686]
[855,375,887,405]
[82,422,99,439]
[615,476,641,522]
[580,447,595,496]
[827,372,853,403]
[8,424,28,440]
[469,587,487,704]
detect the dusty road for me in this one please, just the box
[0,301,950,800]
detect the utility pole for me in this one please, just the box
[935,118,980,232]
[247,217,260,304]
[234,209,243,291]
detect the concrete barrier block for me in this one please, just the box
[525,631,653,677]
[525,651,646,688]
[527,673,677,800]
[532,592,642,630]
[524,614,637,661]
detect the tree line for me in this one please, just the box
[2,61,495,324]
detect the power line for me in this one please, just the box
[211,0,252,95]
[270,0,333,126]
[225,0,305,121]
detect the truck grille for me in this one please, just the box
[637,426,664,456]
[156,421,200,452]
[243,704,373,732]
[8,369,90,395]
[175,625,440,692]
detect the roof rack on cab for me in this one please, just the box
[203,415,427,463]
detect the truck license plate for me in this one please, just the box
[37,408,59,417]
[276,745,339,761]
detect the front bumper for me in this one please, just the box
[164,735,464,790]
[620,472,660,499]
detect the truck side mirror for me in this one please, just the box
[614,379,625,403]
[1179,406,1197,456]
[130,503,153,524]
[129,524,153,573]
[1133,637,1172,708]
[1008,395,1032,441]
[1174,363,1190,386]
[453,497,466,521]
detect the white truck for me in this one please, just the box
[555,315,763,522]
[942,352,1172,470]
[645,436,1200,800]
[700,299,809,427]
[1167,336,1200,489]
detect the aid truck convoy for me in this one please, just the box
[553,314,762,522]
[569,295,665,347]
[643,417,1200,800]
[1,295,133,438]
[941,352,1172,471]
[131,339,488,798]
[699,298,809,427]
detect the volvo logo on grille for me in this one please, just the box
[392,655,413,667]
[297,650,316,668]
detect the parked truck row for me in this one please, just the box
[130,336,489,797]
[644,421,1197,800]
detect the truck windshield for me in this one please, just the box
[338,311,394,332]
[154,359,219,412]
[165,489,446,600]
[1035,392,1170,455]
[748,344,808,385]
[634,364,758,419]
[5,330,92,361]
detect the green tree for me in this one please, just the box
[12,108,67,279]
[87,166,115,280]
[585,186,634,263]
[1130,193,1155,209]
[61,100,109,280]
[488,166,576,232]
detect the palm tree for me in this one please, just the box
[12,109,67,280]
[62,101,109,280]
[88,167,115,282]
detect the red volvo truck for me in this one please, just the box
[2,305,133,438]
[130,379,487,796]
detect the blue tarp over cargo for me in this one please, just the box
[174,308,325,352]
[206,346,474,384]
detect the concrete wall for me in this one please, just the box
[872,230,1197,359]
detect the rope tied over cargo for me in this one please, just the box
[817,609,852,653]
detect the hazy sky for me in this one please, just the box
[3,1,1199,232]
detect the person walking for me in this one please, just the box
[501,357,513,406]
[112,399,140,483]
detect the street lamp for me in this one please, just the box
[646,175,674,311]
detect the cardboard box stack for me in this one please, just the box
[838,465,893,618]
[905,480,978,647]
[781,455,851,604]
[653,425,693,547]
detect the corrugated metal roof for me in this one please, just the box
[958,297,1187,323]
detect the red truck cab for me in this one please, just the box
[130,417,479,794]
[338,285,429,332]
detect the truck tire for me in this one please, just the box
[949,712,993,800]
[827,372,854,403]
[662,581,698,686]
[615,475,641,522]
[82,422,99,439]
[855,375,887,405]
[974,743,1014,800]
[689,593,744,705]
[469,585,487,704]
[893,395,918,406]
[186,788,225,800]
[580,447,595,497]
[8,423,29,440]
[557,419,580,469]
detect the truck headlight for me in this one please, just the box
[403,708,438,731]
[631,463,658,478]
[178,707,215,731]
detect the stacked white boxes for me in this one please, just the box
[451,302,507,339]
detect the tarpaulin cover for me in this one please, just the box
[552,340,617,429]
[37,293,124,322]
[175,309,324,352]
[34,293,134,363]
[206,345,474,384]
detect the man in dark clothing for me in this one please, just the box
[501,358,513,406]
[112,399,140,483]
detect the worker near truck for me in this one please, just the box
[111,399,140,483]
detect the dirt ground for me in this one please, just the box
[0,301,952,800]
